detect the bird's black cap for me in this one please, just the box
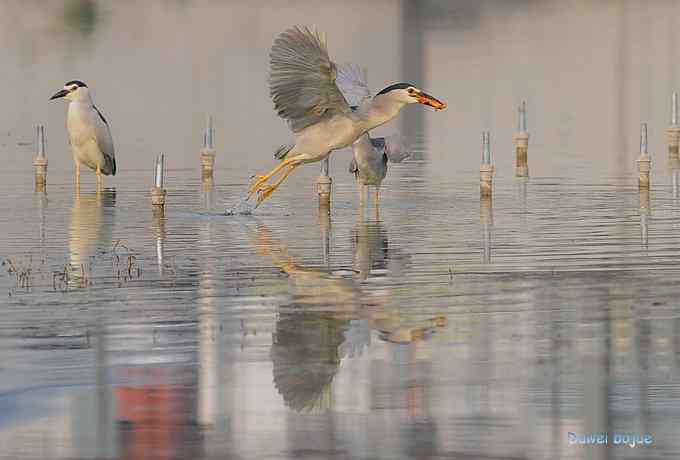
[64,80,88,88]
[376,82,414,96]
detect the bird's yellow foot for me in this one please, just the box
[248,175,269,194]
[255,184,278,208]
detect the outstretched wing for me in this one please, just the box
[371,134,409,163]
[270,26,350,133]
[92,106,116,175]
[336,64,371,108]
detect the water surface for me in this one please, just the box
[2,1,680,459]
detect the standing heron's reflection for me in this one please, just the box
[251,224,444,412]
[68,188,116,283]
[351,213,411,282]
[351,218,388,281]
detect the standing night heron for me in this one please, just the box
[248,26,445,207]
[335,65,410,207]
[50,80,116,187]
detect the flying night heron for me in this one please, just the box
[335,65,410,206]
[50,80,116,187]
[248,26,446,207]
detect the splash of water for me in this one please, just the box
[225,191,254,216]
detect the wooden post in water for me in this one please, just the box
[638,123,651,189]
[200,115,216,181]
[151,154,167,214]
[33,125,47,191]
[666,93,680,161]
[480,131,494,198]
[513,101,529,177]
[317,157,332,207]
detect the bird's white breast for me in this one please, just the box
[67,102,104,169]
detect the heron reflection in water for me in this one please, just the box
[250,224,445,412]
[68,188,116,285]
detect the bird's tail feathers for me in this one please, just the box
[274,143,295,160]
[348,157,358,177]
[102,154,117,176]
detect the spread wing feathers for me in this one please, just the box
[371,134,409,163]
[336,64,371,108]
[93,106,116,175]
[269,26,350,133]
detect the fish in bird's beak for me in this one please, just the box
[416,91,446,110]
[50,89,69,100]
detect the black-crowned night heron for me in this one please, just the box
[50,80,116,187]
[248,26,445,207]
[335,65,410,206]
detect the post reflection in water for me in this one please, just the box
[480,196,493,264]
[4,2,680,458]
[671,158,680,201]
[201,175,215,211]
[152,212,166,277]
[34,189,48,264]
[639,188,650,250]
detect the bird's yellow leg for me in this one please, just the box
[74,160,81,189]
[249,159,294,194]
[374,185,380,208]
[255,163,299,208]
[96,164,102,189]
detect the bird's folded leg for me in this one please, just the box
[255,163,299,208]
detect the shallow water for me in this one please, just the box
[2,1,680,459]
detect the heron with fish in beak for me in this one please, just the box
[248,26,445,207]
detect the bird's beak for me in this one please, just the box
[416,92,446,110]
[50,89,69,100]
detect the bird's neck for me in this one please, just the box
[359,94,406,131]
[69,95,94,107]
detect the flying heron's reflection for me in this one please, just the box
[271,308,351,412]
[68,188,116,282]
[250,223,444,412]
